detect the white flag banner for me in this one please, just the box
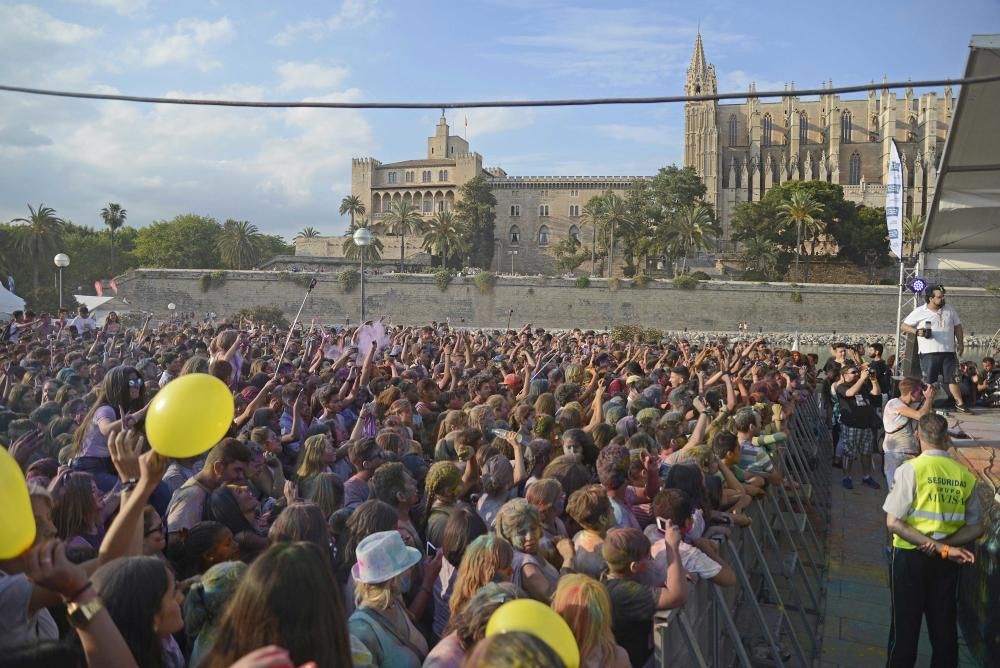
[886,140,904,259]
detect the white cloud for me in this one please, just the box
[718,70,788,96]
[596,124,679,147]
[276,62,351,91]
[270,0,379,46]
[0,4,99,45]
[461,108,536,139]
[74,0,149,16]
[138,17,235,70]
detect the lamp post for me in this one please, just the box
[508,249,518,275]
[167,302,176,323]
[53,253,70,309]
[353,227,374,323]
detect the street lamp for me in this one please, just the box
[53,253,70,309]
[508,249,518,275]
[353,227,374,323]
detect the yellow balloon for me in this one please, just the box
[485,598,580,668]
[0,446,36,559]
[145,373,235,458]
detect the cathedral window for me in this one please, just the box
[841,111,852,144]
[510,205,520,217]
[799,112,808,144]
[509,225,521,244]
[537,225,550,245]
[539,205,549,217]
[387,171,398,184]
[568,225,580,243]
[762,114,773,147]
[568,205,580,217]
[728,115,738,146]
[848,152,862,185]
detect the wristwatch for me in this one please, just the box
[67,596,105,628]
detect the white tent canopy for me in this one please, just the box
[920,34,1000,271]
[0,285,26,317]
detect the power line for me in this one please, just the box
[0,75,999,110]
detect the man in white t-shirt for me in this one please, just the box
[67,305,97,335]
[881,377,935,489]
[900,285,970,413]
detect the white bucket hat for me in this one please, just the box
[352,530,422,584]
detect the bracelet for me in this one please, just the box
[940,546,949,560]
[121,479,138,493]
[67,581,93,602]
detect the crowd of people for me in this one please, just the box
[0,303,987,667]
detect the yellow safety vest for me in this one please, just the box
[894,452,977,549]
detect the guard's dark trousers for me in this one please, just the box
[887,547,960,667]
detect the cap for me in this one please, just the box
[503,373,522,388]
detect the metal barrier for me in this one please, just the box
[653,395,832,667]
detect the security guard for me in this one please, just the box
[883,413,983,667]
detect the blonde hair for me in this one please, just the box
[551,574,617,662]
[296,434,330,479]
[525,478,562,510]
[448,534,514,626]
[306,472,343,519]
[354,576,401,612]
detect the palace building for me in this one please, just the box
[293,33,954,274]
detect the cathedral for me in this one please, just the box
[683,32,953,238]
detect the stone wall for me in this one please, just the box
[111,270,1000,336]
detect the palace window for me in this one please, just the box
[728,114,738,146]
[387,171,398,184]
[438,169,449,181]
[539,204,549,217]
[422,170,432,183]
[510,225,521,243]
[570,189,578,196]
[799,112,808,144]
[568,204,580,217]
[539,189,547,197]
[762,113,773,147]
[848,152,862,185]
[405,171,414,183]
[438,200,446,212]
[510,204,520,217]
[423,198,432,213]
[568,225,580,242]
[537,225,550,245]
[841,111,852,144]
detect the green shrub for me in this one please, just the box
[609,324,643,342]
[641,327,664,345]
[790,290,803,303]
[200,271,227,292]
[338,269,360,293]
[986,286,1000,294]
[672,275,699,290]
[632,275,652,289]
[473,271,496,294]
[608,277,621,291]
[575,276,591,288]
[739,270,769,282]
[434,270,453,292]
[689,270,711,281]
[234,305,289,328]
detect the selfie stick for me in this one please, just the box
[274,277,318,375]
[529,348,560,381]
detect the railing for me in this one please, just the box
[653,395,832,667]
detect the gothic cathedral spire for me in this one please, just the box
[685,31,717,97]
[683,31,719,214]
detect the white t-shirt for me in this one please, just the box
[882,398,914,433]
[643,525,722,587]
[0,572,59,650]
[68,315,97,333]
[903,304,960,354]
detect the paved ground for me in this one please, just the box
[820,446,981,668]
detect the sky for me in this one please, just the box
[0,0,997,241]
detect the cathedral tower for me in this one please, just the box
[683,32,719,212]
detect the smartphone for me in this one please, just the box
[426,541,439,557]
[656,517,669,533]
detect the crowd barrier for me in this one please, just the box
[653,395,832,667]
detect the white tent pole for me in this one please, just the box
[893,260,905,376]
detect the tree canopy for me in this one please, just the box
[454,176,497,269]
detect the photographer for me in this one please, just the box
[900,285,971,414]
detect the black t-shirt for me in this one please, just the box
[868,360,892,395]
[604,577,656,667]
[835,383,878,428]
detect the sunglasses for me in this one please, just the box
[128,378,142,387]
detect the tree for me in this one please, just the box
[342,218,384,262]
[380,200,424,272]
[903,214,925,259]
[777,191,823,280]
[296,227,321,239]
[553,236,588,275]
[581,196,607,275]
[600,193,631,278]
[650,165,707,217]
[134,214,223,269]
[11,203,65,299]
[339,195,366,230]
[260,234,294,260]
[831,206,891,268]
[665,204,718,275]
[217,219,265,270]
[454,176,497,269]
[100,202,126,274]
[739,235,779,279]
[422,211,468,269]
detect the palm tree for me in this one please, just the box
[295,227,321,239]
[777,191,823,281]
[421,211,469,268]
[339,195,366,230]
[12,203,65,298]
[740,235,779,279]
[600,193,631,279]
[381,200,425,272]
[342,218,384,262]
[903,214,925,259]
[217,220,265,270]
[581,196,607,276]
[667,204,717,275]
[100,202,127,274]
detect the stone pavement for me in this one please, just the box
[820,458,979,667]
